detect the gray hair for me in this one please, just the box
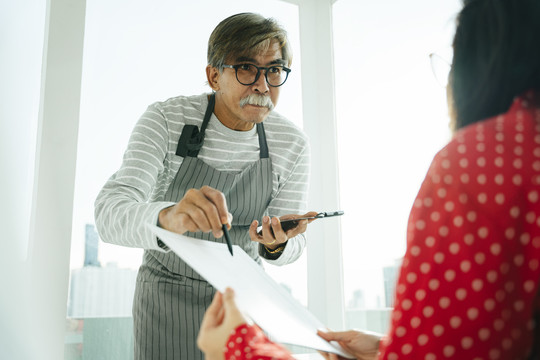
[207,13,292,70]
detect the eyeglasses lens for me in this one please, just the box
[236,64,287,87]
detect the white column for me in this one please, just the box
[296,0,345,330]
[27,0,86,358]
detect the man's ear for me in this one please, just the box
[206,65,220,91]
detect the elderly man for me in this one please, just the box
[95,12,313,359]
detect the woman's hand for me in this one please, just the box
[317,329,382,360]
[197,288,247,360]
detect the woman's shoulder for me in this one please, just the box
[427,94,540,198]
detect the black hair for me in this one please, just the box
[450,0,540,130]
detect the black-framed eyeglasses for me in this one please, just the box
[222,63,291,87]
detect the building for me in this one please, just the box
[382,258,402,308]
[84,224,100,267]
[67,224,137,318]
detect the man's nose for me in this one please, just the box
[252,70,270,93]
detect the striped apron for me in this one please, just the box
[133,93,273,359]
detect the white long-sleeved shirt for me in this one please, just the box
[94,93,311,266]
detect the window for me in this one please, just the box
[333,0,461,333]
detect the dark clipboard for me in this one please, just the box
[257,210,344,235]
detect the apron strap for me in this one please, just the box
[199,92,215,135]
[176,93,215,158]
[256,123,269,159]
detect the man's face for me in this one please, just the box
[207,40,285,131]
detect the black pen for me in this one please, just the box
[222,224,233,256]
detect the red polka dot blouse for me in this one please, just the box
[225,324,296,360]
[224,92,540,359]
[380,92,540,359]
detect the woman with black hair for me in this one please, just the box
[197,0,540,358]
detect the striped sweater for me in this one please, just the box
[94,93,311,266]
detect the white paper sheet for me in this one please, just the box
[147,224,353,358]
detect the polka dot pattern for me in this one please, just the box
[225,94,540,360]
[378,94,540,360]
[224,324,295,360]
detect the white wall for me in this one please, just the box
[1,0,86,359]
[0,1,45,358]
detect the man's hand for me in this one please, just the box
[249,211,318,250]
[317,329,382,360]
[197,288,247,360]
[158,185,232,238]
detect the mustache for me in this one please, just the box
[239,94,275,111]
